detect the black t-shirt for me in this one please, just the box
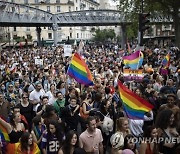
[16,103,34,124]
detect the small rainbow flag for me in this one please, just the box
[67,52,94,86]
[118,81,154,119]
[123,51,144,70]
[0,119,10,142]
[162,53,170,68]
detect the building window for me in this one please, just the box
[76,0,78,2]
[24,0,28,4]
[77,33,79,38]
[47,6,50,12]
[56,0,60,3]
[35,0,39,3]
[46,0,50,3]
[26,27,30,31]
[48,27,52,30]
[48,33,52,39]
[76,7,78,11]
[69,6,71,12]
[11,0,14,2]
[13,27,16,31]
[70,33,72,38]
[13,35,17,39]
[57,6,60,12]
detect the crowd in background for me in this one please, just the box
[0,43,179,154]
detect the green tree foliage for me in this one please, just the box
[117,0,180,47]
[93,29,116,42]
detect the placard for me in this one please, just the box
[123,69,144,81]
[35,59,43,65]
[64,44,72,57]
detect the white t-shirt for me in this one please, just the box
[29,89,45,111]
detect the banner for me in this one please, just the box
[64,44,72,57]
[123,69,144,81]
[35,59,43,65]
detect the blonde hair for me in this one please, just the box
[116,117,128,132]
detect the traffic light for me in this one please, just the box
[139,13,150,32]
[139,13,150,46]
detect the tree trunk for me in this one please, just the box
[173,9,180,48]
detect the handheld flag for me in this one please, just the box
[67,52,94,86]
[123,51,143,70]
[0,119,10,142]
[162,53,170,68]
[118,81,153,119]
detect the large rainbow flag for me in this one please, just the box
[162,53,170,68]
[123,51,144,70]
[118,81,154,119]
[67,52,94,86]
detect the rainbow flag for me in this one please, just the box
[162,53,170,68]
[123,51,144,70]
[0,120,10,142]
[118,81,154,119]
[67,52,94,86]
[6,142,40,154]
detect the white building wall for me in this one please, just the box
[6,0,119,43]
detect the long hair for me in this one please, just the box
[123,134,137,153]
[47,120,63,145]
[155,109,174,129]
[116,117,128,132]
[62,130,79,154]
[20,132,34,152]
[9,112,18,129]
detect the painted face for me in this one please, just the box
[28,134,33,145]
[88,119,97,132]
[71,134,77,146]
[151,128,158,138]
[49,124,56,134]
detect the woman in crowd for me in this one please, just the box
[46,84,57,105]
[16,92,34,131]
[58,130,79,154]
[139,126,159,154]
[31,115,46,146]
[155,109,179,154]
[122,134,139,154]
[7,132,40,154]
[41,120,64,154]
[0,112,25,143]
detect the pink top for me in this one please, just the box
[79,128,103,154]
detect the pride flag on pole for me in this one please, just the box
[67,52,94,86]
[123,51,144,70]
[118,81,154,119]
[162,53,170,68]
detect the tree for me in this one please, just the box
[117,0,180,47]
[92,29,116,43]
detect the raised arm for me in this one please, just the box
[0,117,12,134]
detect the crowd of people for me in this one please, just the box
[0,43,179,154]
